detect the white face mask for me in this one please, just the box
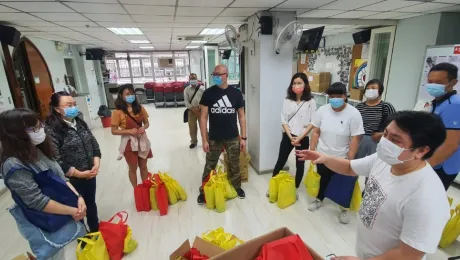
[365,89,379,100]
[28,128,46,145]
[376,136,414,165]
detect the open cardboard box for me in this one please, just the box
[11,252,36,260]
[170,237,225,260]
[209,227,323,260]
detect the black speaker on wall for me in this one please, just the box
[86,48,105,60]
[352,29,371,44]
[0,25,21,47]
[259,15,273,35]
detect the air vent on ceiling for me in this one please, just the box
[176,36,210,41]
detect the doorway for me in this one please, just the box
[12,38,54,118]
[64,58,78,89]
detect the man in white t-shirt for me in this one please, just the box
[297,111,450,260]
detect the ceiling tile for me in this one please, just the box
[31,26,75,32]
[360,11,407,19]
[84,32,118,38]
[176,6,223,16]
[53,31,98,40]
[433,0,460,3]
[119,0,175,5]
[277,0,336,9]
[55,21,99,27]
[319,0,384,11]
[97,21,138,27]
[178,0,232,7]
[212,16,247,23]
[174,16,214,23]
[65,3,126,14]
[209,23,243,28]
[393,12,424,19]
[72,27,111,33]
[132,15,174,22]
[172,23,209,27]
[425,3,460,13]
[173,28,203,35]
[0,5,18,12]
[0,13,43,21]
[171,44,188,49]
[297,9,345,18]
[231,0,284,8]
[62,0,118,3]
[398,2,454,12]
[12,26,39,32]
[220,7,263,16]
[124,5,174,15]
[148,37,171,43]
[121,35,149,40]
[137,23,173,28]
[2,2,73,12]
[140,27,172,32]
[84,14,132,22]
[33,12,89,21]
[270,8,311,15]
[331,10,379,18]
[12,21,56,26]
[358,1,421,12]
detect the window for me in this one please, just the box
[104,51,191,84]
[221,50,240,81]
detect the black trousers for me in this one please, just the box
[70,177,99,232]
[273,133,309,188]
[316,163,335,201]
[435,167,458,191]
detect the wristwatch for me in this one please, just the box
[241,137,247,141]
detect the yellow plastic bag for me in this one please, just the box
[268,172,290,203]
[149,180,158,211]
[216,167,237,200]
[215,181,226,213]
[201,227,244,250]
[304,162,321,197]
[277,175,296,209]
[159,172,178,205]
[76,232,110,260]
[349,181,362,212]
[439,201,460,248]
[204,174,216,210]
[172,179,187,201]
[123,226,138,254]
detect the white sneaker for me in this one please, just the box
[308,199,323,212]
[339,209,349,224]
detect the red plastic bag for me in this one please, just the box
[183,248,209,260]
[134,179,151,212]
[154,174,169,216]
[255,235,313,260]
[99,211,129,260]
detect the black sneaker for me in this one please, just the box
[236,188,245,199]
[189,143,197,149]
[197,193,205,205]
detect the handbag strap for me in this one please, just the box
[189,86,200,103]
[125,112,143,128]
[107,211,128,224]
[287,101,306,123]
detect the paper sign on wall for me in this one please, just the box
[34,77,40,84]
[300,53,307,64]
[308,76,313,82]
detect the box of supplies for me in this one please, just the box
[304,71,331,93]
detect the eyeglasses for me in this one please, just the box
[26,122,44,133]
[212,73,227,76]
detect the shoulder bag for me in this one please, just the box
[184,86,201,123]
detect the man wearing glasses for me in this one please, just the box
[197,65,247,204]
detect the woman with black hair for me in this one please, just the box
[111,84,152,188]
[45,91,101,232]
[308,82,364,224]
[271,73,316,195]
[355,79,396,159]
[1,109,86,259]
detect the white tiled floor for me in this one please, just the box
[1,105,460,259]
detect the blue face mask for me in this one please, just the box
[190,80,198,86]
[64,106,79,119]
[212,75,223,86]
[125,95,136,103]
[329,98,345,109]
[426,83,446,98]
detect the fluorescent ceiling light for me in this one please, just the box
[199,28,225,36]
[139,46,155,49]
[186,46,200,49]
[107,28,143,35]
[129,40,150,44]
[191,40,207,44]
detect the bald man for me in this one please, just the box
[197,65,247,204]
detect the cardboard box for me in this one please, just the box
[170,237,225,260]
[350,88,363,101]
[12,253,35,260]
[304,71,331,93]
[220,151,251,183]
[210,227,323,260]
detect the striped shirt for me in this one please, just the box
[356,101,396,135]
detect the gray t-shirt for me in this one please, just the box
[1,149,67,211]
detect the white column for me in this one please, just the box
[246,11,297,173]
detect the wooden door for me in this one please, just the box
[22,39,54,117]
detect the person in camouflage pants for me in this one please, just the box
[201,137,241,189]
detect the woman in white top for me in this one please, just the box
[272,73,317,189]
[308,82,364,224]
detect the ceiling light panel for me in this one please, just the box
[108,27,143,35]
[186,46,200,49]
[199,28,225,35]
[66,3,127,14]
[129,40,150,43]
[139,46,155,49]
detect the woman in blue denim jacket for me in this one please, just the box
[0,109,87,259]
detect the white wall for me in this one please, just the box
[0,59,15,111]
[386,13,441,110]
